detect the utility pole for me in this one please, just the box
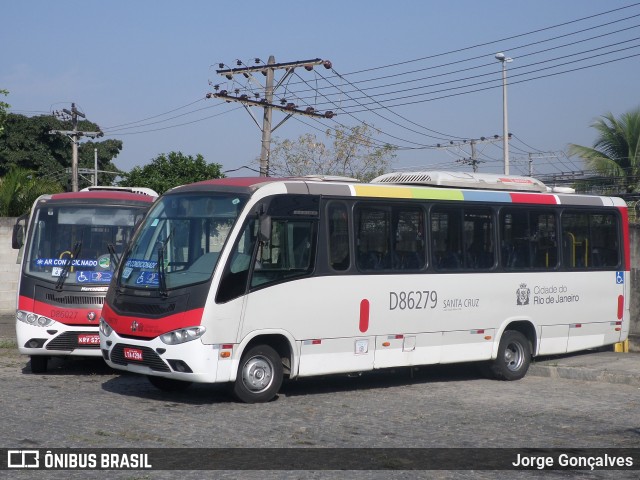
[439,135,508,173]
[50,103,102,191]
[510,151,563,177]
[208,56,335,177]
[495,52,513,175]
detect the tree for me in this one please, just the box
[568,108,640,194]
[119,151,225,194]
[268,124,396,182]
[0,89,9,136]
[0,113,122,189]
[0,166,64,216]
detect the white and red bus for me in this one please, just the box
[13,186,157,372]
[98,172,629,402]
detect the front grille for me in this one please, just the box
[110,344,170,372]
[46,331,100,351]
[113,301,176,316]
[45,293,105,306]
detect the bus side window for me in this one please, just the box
[462,208,494,270]
[562,212,619,269]
[562,212,588,268]
[392,208,425,270]
[250,219,316,288]
[356,207,391,271]
[431,208,462,271]
[328,203,350,271]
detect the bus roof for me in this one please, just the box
[45,190,156,204]
[81,186,158,197]
[165,173,625,208]
[372,170,549,192]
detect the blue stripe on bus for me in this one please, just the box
[462,190,512,203]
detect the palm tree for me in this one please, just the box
[0,167,63,216]
[568,108,640,194]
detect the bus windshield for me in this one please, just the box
[25,204,149,286]
[118,192,247,291]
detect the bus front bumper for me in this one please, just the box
[16,319,103,357]
[100,330,236,384]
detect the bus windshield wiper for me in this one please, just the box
[157,242,167,297]
[55,241,82,290]
[156,228,173,298]
[107,243,121,270]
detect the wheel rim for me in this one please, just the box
[241,355,274,393]
[504,341,525,372]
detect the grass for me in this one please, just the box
[0,338,17,349]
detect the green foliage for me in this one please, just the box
[568,107,640,194]
[0,113,122,190]
[0,89,9,136]
[119,151,225,194]
[0,166,64,216]
[268,124,396,182]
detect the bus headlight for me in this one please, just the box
[160,326,206,345]
[16,310,54,327]
[99,317,113,337]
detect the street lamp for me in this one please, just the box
[495,52,513,175]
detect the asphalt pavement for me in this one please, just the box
[1,313,639,387]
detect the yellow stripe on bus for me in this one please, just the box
[353,185,464,201]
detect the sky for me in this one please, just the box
[2,0,640,181]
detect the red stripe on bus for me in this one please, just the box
[618,295,624,320]
[509,193,558,205]
[19,296,101,325]
[359,299,370,333]
[101,303,205,339]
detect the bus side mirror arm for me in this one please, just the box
[12,213,28,249]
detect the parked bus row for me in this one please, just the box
[13,172,630,403]
[12,187,157,372]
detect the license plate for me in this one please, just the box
[77,334,100,345]
[124,347,144,362]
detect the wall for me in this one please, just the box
[0,217,20,314]
[0,216,638,349]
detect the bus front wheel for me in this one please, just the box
[490,330,531,381]
[30,356,48,373]
[233,345,283,403]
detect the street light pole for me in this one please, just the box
[495,52,513,175]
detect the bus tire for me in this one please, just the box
[147,375,192,392]
[233,345,283,403]
[490,330,531,381]
[30,356,48,373]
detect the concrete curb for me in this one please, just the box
[528,363,640,387]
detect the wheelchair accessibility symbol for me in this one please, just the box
[616,271,624,284]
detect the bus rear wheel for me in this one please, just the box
[147,375,192,392]
[489,330,531,381]
[30,355,48,373]
[233,345,283,403]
